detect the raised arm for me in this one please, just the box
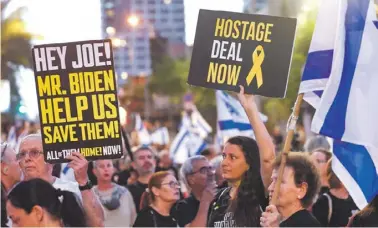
[68,152,105,227]
[237,85,275,190]
[185,185,216,227]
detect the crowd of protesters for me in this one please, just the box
[1,87,377,227]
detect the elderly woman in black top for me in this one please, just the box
[133,171,181,227]
[207,86,276,227]
[260,153,321,227]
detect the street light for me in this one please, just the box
[125,14,154,120]
[106,26,116,36]
[127,15,140,27]
[111,38,127,48]
[121,72,129,80]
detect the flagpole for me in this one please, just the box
[271,93,304,205]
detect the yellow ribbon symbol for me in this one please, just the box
[246,45,265,88]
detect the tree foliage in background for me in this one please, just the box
[148,0,321,130]
[148,56,216,109]
[1,0,34,120]
[148,55,217,127]
[262,1,318,130]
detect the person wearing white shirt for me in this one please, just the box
[17,134,104,227]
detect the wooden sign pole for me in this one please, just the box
[271,93,304,205]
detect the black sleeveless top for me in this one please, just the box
[207,187,268,227]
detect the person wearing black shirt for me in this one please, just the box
[349,194,378,227]
[172,155,216,227]
[208,86,276,227]
[128,146,156,212]
[312,159,358,227]
[279,209,321,227]
[133,171,180,227]
[134,206,179,227]
[1,143,22,227]
[207,136,271,227]
[260,154,321,227]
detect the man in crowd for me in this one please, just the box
[173,155,216,227]
[93,159,137,227]
[17,134,104,227]
[128,146,156,212]
[1,143,22,227]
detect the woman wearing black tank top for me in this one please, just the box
[207,86,275,227]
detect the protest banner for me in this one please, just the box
[188,9,297,98]
[32,39,123,163]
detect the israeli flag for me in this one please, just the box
[298,0,340,109]
[170,110,211,164]
[216,90,267,143]
[134,114,152,146]
[151,127,170,145]
[181,110,212,138]
[302,0,378,209]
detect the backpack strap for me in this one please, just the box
[323,193,333,225]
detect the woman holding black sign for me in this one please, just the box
[207,86,275,227]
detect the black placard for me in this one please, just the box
[188,10,297,98]
[32,39,123,163]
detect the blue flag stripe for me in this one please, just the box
[320,0,370,139]
[302,50,334,81]
[218,120,252,131]
[195,142,207,155]
[333,141,378,203]
[171,130,189,155]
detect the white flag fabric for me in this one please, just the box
[170,110,211,164]
[304,0,378,209]
[298,0,340,109]
[134,114,152,146]
[151,127,170,145]
[216,90,267,144]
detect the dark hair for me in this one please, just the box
[274,153,320,208]
[326,159,342,189]
[226,136,265,227]
[134,146,155,158]
[311,148,332,162]
[200,149,211,156]
[7,178,86,227]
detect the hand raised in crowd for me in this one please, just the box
[260,205,281,228]
[67,152,89,186]
[201,183,217,203]
[237,85,256,109]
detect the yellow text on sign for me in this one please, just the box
[37,75,65,97]
[79,120,120,141]
[80,147,102,157]
[69,70,115,94]
[207,63,241,86]
[39,94,117,124]
[214,18,274,42]
[39,96,88,124]
[43,124,78,144]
